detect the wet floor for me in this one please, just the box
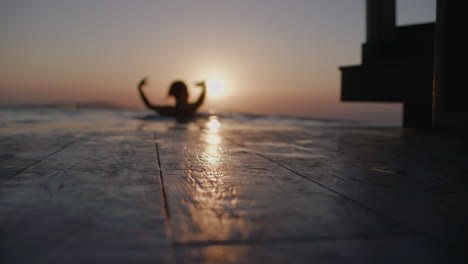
[1,110,467,263]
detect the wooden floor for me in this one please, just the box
[1,118,467,263]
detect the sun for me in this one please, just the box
[207,79,224,97]
[194,67,233,101]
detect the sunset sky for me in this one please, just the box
[0,0,436,124]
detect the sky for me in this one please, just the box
[0,0,436,124]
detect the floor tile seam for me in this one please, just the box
[255,152,446,246]
[225,138,445,247]
[1,139,81,183]
[153,133,174,246]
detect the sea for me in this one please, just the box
[0,108,394,131]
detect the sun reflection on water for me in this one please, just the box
[207,115,221,131]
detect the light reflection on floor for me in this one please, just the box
[178,115,250,242]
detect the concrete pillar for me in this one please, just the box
[433,0,468,129]
[366,0,396,42]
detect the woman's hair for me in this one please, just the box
[168,81,188,97]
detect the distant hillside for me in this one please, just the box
[0,101,136,110]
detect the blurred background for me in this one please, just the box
[0,0,436,125]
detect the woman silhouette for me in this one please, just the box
[137,78,206,122]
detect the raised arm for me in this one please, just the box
[192,81,206,109]
[138,78,157,109]
[137,78,174,115]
